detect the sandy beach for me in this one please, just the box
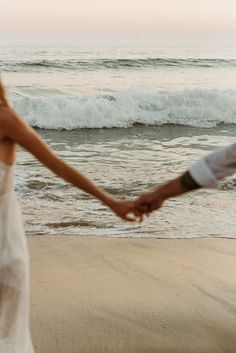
[28,236,236,353]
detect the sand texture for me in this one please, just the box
[29,236,236,353]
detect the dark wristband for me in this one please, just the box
[180,171,201,191]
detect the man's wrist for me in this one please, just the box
[153,172,200,202]
[180,171,201,191]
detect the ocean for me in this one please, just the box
[1,45,236,238]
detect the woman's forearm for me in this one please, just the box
[0,108,114,207]
[49,157,113,206]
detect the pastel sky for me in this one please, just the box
[1,0,236,46]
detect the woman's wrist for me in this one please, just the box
[97,191,115,209]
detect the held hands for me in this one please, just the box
[106,177,185,222]
[134,190,165,214]
[107,190,165,222]
[108,199,145,222]
[124,177,187,221]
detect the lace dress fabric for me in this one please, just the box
[0,161,33,352]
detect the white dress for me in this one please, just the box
[0,161,33,352]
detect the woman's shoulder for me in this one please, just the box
[0,108,12,141]
[0,106,22,124]
[0,106,9,127]
[0,105,11,118]
[0,107,25,141]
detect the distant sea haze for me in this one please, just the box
[3,58,236,72]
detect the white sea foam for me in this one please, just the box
[11,88,236,130]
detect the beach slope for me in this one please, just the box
[29,236,236,353]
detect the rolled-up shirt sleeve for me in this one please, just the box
[189,143,236,188]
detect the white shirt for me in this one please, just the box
[189,143,236,188]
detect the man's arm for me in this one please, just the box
[135,172,200,213]
[136,142,236,213]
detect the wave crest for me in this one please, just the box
[11,88,236,130]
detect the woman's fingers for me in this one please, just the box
[112,199,153,222]
[125,209,150,223]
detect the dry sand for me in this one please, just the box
[28,236,236,353]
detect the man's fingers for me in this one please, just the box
[137,202,154,213]
[138,204,150,212]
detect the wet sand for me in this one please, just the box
[29,236,236,353]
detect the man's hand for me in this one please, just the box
[134,175,191,216]
[134,190,165,214]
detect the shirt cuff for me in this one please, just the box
[189,158,219,188]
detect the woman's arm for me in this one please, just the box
[0,106,139,221]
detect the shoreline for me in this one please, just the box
[29,236,236,353]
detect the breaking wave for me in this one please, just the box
[11,88,236,130]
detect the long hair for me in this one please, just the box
[0,80,9,107]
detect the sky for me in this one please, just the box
[1,0,236,47]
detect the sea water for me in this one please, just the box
[1,46,236,237]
